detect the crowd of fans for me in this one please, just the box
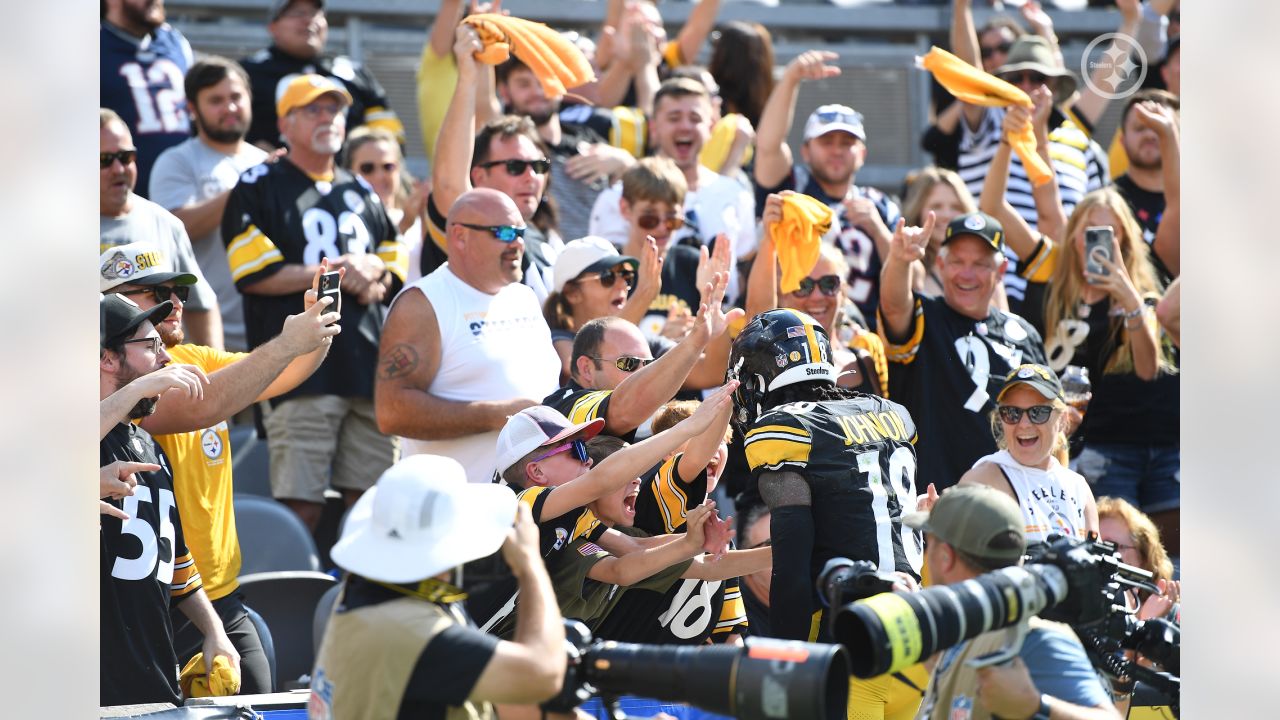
[99,0,1181,717]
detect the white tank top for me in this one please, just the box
[972,450,1092,546]
[394,264,560,483]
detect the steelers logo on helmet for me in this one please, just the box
[727,309,837,432]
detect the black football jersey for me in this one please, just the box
[745,395,923,589]
[222,159,406,403]
[594,455,749,644]
[878,294,1047,492]
[542,381,636,443]
[101,423,203,706]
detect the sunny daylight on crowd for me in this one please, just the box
[94,0,1183,718]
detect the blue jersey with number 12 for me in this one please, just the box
[100,22,193,200]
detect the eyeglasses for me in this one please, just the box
[996,405,1055,425]
[358,161,398,175]
[1109,541,1139,553]
[1000,71,1049,86]
[793,275,842,298]
[574,266,636,289]
[478,158,552,176]
[124,336,164,355]
[100,150,137,169]
[590,355,655,373]
[636,213,685,231]
[295,102,342,119]
[980,42,1013,59]
[531,439,589,464]
[457,223,526,242]
[120,285,190,304]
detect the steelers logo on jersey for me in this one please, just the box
[201,428,224,461]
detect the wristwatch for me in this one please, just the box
[1031,694,1052,720]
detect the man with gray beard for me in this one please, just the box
[222,73,408,530]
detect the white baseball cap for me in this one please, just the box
[552,236,639,293]
[330,455,517,583]
[803,104,867,143]
[99,242,198,293]
[494,405,605,480]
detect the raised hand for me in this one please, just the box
[661,303,695,340]
[1083,233,1141,311]
[695,233,734,297]
[887,212,936,265]
[689,270,745,345]
[701,508,735,560]
[1131,101,1178,137]
[131,363,210,402]
[681,380,740,436]
[762,191,790,229]
[453,23,484,70]
[915,483,939,513]
[1020,1,1056,39]
[1028,86,1054,138]
[785,50,841,84]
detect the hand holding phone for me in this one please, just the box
[319,270,341,306]
[1083,227,1114,284]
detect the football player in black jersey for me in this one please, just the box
[728,308,922,643]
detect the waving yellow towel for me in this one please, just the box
[179,653,241,698]
[773,193,833,294]
[920,46,1053,187]
[463,14,596,98]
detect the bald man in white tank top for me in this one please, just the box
[375,189,560,483]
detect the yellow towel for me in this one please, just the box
[699,113,754,172]
[773,194,833,294]
[179,653,241,698]
[920,46,1053,187]
[463,14,596,98]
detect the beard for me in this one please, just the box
[121,0,164,31]
[193,109,249,144]
[311,126,344,155]
[510,98,561,128]
[809,162,855,189]
[114,364,160,419]
[159,321,184,348]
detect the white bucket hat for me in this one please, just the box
[330,454,517,583]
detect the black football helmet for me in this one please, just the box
[726,309,835,433]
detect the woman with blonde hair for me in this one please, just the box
[959,363,1099,549]
[343,127,428,282]
[984,106,1180,555]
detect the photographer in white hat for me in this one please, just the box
[310,455,565,720]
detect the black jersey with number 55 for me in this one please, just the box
[222,160,406,403]
[745,394,923,590]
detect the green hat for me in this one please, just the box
[995,35,1079,105]
[903,486,1025,565]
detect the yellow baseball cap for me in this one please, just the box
[276,73,352,119]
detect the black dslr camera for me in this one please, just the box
[542,620,850,720]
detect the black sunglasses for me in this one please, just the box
[997,405,1055,425]
[793,275,841,298]
[1001,70,1050,86]
[637,213,686,232]
[120,285,190,303]
[479,158,552,176]
[100,150,137,169]
[590,355,654,373]
[575,266,636,289]
[357,161,397,175]
[457,223,526,242]
[980,42,1013,60]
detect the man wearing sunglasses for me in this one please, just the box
[149,56,269,352]
[424,25,563,303]
[101,108,224,349]
[99,293,240,707]
[221,73,408,532]
[950,0,1109,315]
[376,188,561,485]
[100,241,341,695]
[754,52,901,324]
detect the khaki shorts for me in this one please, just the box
[263,395,399,503]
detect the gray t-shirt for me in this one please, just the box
[100,193,218,313]
[150,139,268,350]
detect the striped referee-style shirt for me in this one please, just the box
[957,107,1109,303]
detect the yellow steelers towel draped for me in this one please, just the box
[773,193,833,294]
[920,47,1053,187]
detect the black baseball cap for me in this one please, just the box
[943,212,1003,254]
[997,363,1064,402]
[268,0,323,22]
[101,294,173,349]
